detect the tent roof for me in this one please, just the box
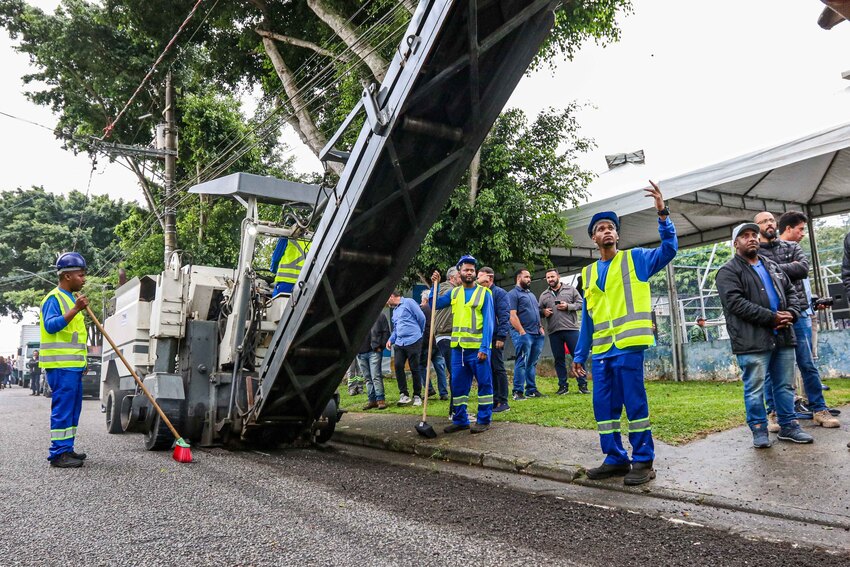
[551,121,850,273]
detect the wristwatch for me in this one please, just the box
[657,206,670,217]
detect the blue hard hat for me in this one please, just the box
[587,211,620,237]
[456,254,478,268]
[56,252,87,273]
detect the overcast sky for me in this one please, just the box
[2,0,850,354]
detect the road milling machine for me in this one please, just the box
[100,0,559,450]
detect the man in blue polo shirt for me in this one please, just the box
[386,290,426,406]
[508,268,545,400]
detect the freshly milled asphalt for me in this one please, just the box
[1,388,847,567]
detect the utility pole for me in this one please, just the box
[163,72,177,267]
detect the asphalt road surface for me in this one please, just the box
[1,387,847,567]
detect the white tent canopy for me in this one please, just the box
[551,121,850,273]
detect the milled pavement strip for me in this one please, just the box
[332,420,850,531]
[334,442,850,553]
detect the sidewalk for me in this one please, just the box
[334,407,850,529]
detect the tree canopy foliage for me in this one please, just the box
[1,0,634,304]
[408,105,594,282]
[0,187,139,319]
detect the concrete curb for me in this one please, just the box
[333,428,850,531]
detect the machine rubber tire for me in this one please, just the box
[105,389,123,434]
[312,398,338,445]
[144,413,176,451]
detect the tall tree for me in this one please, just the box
[0,187,139,318]
[2,0,632,281]
[408,105,594,282]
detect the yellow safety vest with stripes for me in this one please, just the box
[450,284,492,349]
[582,250,654,355]
[39,288,88,369]
[273,238,311,286]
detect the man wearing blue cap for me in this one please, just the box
[430,255,495,433]
[40,252,90,468]
[572,181,677,485]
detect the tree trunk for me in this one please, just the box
[468,147,481,206]
[307,0,388,82]
[261,36,329,157]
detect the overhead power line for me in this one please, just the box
[0,110,55,132]
[102,0,205,140]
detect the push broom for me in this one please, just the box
[415,280,439,439]
[83,303,193,463]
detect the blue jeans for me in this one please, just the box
[738,348,796,430]
[765,316,827,413]
[357,351,384,402]
[418,339,448,396]
[511,331,544,395]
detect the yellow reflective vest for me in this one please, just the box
[39,288,88,369]
[582,250,654,355]
[450,284,492,349]
[273,238,311,286]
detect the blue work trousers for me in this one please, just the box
[450,348,493,426]
[764,316,827,413]
[46,368,83,461]
[357,351,385,402]
[591,351,654,465]
[510,331,544,395]
[739,348,796,429]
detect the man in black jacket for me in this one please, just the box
[755,211,838,430]
[357,312,391,410]
[717,222,813,448]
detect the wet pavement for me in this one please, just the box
[2,386,849,566]
[335,405,850,530]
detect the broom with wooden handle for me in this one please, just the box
[84,303,193,463]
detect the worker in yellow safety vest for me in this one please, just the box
[271,237,311,297]
[571,181,677,486]
[40,252,90,468]
[430,255,495,434]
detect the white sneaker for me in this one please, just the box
[412,395,422,406]
[398,394,412,405]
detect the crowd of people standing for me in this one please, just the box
[354,263,588,413]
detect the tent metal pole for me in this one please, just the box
[666,263,684,381]
[806,214,834,331]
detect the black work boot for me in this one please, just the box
[70,451,87,460]
[624,460,656,486]
[50,453,84,468]
[443,423,470,434]
[585,462,631,480]
[470,422,490,434]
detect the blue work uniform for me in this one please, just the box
[574,218,678,465]
[432,285,495,426]
[41,289,86,461]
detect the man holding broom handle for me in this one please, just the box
[40,252,90,469]
[430,255,495,434]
